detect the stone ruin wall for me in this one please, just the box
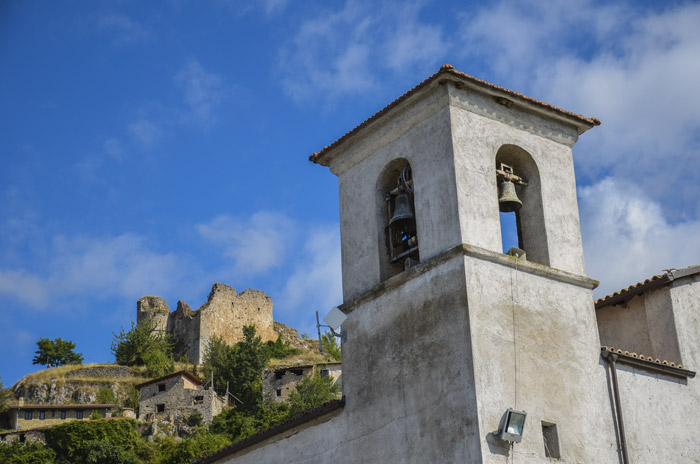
[137,283,299,365]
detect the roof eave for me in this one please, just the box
[310,64,600,167]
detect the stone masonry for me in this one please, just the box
[137,283,300,364]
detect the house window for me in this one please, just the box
[24,411,32,420]
[276,389,282,397]
[40,411,45,420]
[275,372,284,380]
[193,396,204,405]
[157,404,165,413]
[158,383,166,392]
[76,411,83,419]
[321,370,329,377]
[61,411,66,420]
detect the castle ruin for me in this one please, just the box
[136,283,300,364]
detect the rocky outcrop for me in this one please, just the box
[12,365,143,405]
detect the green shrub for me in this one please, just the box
[265,334,300,359]
[96,387,116,405]
[83,440,139,464]
[0,441,56,464]
[89,411,102,420]
[288,368,339,416]
[43,418,140,464]
[187,412,203,428]
[156,430,229,464]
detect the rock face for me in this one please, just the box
[137,283,300,364]
[12,366,140,405]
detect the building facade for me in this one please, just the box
[198,65,699,464]
[5,402,115,431]
[263,362,342,403]
[136,371,225,425]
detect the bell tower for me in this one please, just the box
[310,65,618,463]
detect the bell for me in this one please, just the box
[389,192,416,233]
[498,179,522,212]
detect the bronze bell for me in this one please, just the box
[390,191,416,233]
[498,179,523,212]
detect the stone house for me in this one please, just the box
[195,64,700,464]
[263,362,342,403]
[136,370,225,425]
[4,400,115,431]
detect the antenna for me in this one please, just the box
[316,307,347,354]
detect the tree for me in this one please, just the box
[111,320,174,376]
[321,332,341,361]
[0,377,15,416]
[32,337,83,368]
[288,368,340,417]
[202,325,270,413]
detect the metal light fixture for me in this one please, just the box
[496,408,527,443]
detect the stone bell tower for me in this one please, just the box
[307,64,618,463]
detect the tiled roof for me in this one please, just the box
[601,346,695,379]
[602,346,684,369]
[7,403,115,410]
[595,265,700,309]
[310,64,600,165]
[134,370,202,389]
[194,398,345,464]
[266,361,342,373]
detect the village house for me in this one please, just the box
[4,399,115,432]
[195,64,700,464]
[263,362,342,403]
[136,370,225,425]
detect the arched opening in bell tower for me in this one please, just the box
[376,158,419,282]
[495,145,549,266]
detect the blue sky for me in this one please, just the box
[2,0,699,385]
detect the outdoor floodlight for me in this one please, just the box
[496,408,527,443]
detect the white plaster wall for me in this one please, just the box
[596,297,653,356]
[335,85,462,300]
[221,254,483,463]
[448,85,586,275]
[464,256,618,463]
[613,364,698,463]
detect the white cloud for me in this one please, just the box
[128,119,162,147]
[279,225,342,317]
[279,0,447,102]
[0,269,50,309]
[97,12,149,46]
[460,0,700,219]
[174,58,229,125]
[0,234,194,310]
[196,212,294,275]
[580,177,700,298]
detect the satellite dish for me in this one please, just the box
[323,306,347,331]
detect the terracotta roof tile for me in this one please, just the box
[602,346,684,370]
[310,64,600,165]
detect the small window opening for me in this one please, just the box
[321,369,329,377]
[76,411,83,419]
[156,404,165,413]
[291,369,303,376]
[193,396,204,405]
[61,411,66,420]
[276,389,282,397]
[24,411,32,420]
[19,434,25,443]
[51,411,55,418]
[40,411,45,420]
[542,422,560,459]
[158,383,166,392]
[275,371,284,380]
